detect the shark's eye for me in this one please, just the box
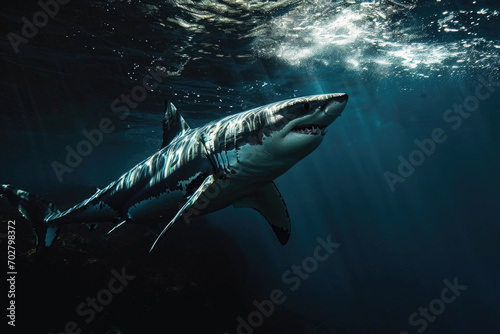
[303,103,310,111]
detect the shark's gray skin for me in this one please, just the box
[1,93,348,252]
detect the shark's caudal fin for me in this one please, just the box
[1,184,60,252]
[161,101,191,149]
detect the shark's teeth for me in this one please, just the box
[291,124,326,135]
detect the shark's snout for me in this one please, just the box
[333,93,348,104]
[324,93,348,118]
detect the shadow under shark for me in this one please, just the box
[1,93,348,252]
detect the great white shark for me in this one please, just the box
[1,93,348,252]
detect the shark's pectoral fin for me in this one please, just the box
[234,182,291,245]
[149,174,216,252]
[107,219,128,234]
[161,101,191,149]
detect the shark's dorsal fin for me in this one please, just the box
[234,182,291,245]
[161,101,190,149]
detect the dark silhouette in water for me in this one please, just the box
[2,199,311,333]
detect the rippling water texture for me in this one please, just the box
[1,1,499,333]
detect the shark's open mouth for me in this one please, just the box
[290,124,327,136]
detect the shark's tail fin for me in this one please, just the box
[1,184,60,252]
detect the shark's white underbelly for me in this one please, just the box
[127,178,262,225]
[127,190,186,223]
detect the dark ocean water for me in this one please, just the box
[1,1,499,333]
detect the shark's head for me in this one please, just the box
[259,93,348,160]
[205,93,348,181]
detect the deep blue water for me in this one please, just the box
[1,1,499,333]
